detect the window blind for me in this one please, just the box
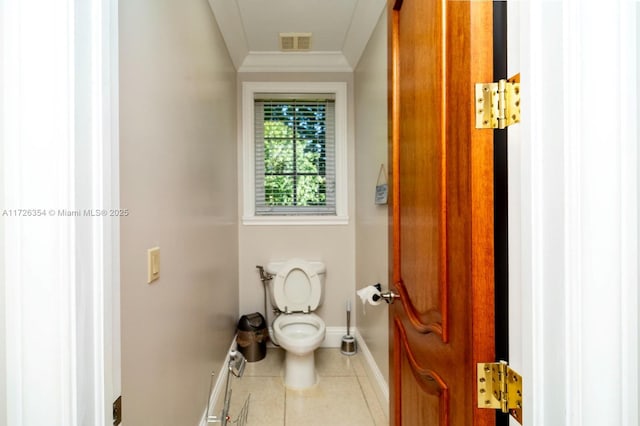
[255,98,336,215]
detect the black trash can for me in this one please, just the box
[236,312,267,362]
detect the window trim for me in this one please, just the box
[241,82,348,225]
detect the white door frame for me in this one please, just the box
[508,1,638,425]
[1,1,120,424]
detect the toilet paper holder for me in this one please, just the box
[371,283,401,304]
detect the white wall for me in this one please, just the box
[354,10,389,383]
[237,72,356,331]
[0,57,6,424]
[119,0,238,424]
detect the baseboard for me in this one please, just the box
[354,328,389,419]
[323,326,349,347]
[198,336,237,426]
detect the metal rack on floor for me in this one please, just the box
[206,350,251,426]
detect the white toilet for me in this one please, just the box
[266,258,326,389]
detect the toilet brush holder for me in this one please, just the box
[340,307,357,356]
[341,334,357,356]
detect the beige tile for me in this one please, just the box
[285,376,374,426]
[315,348,359,377]
[350,351,368,377]
[226,347,385,425]
[227,376,285,426]
[242,347,285,377]
[357,374,388,426]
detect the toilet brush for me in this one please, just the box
[341,299,357,356]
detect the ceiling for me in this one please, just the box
[207,0,387,72]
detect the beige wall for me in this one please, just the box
[354,10,389,382]
[119,0,238,424]
[237,72,357,329]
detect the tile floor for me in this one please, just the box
[224,347,387,426]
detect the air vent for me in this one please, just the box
[279,32,312,51]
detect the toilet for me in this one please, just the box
[266,258,326,389]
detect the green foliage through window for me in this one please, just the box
[260,101,330,208]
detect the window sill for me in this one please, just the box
[242,215,349,226]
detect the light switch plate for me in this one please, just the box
[147,247,160,283]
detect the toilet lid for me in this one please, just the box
[273,259,321,313]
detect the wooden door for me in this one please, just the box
[387,1,495,425]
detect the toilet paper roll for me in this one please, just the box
[356,285,382,314]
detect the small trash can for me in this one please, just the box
[236,312,267,362]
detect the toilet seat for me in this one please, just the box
[272,258,321,313]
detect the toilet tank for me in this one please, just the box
[265,259,326,309]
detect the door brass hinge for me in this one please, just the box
[477,361,523,424]
[113,395,122,425]
[475,74,521,129]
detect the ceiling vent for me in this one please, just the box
[279,32,312,51]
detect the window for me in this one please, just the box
[255,96,335,215]
[242,82,348,225]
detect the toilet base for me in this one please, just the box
[284,350,317,389]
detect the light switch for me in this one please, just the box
[147,247,160,283]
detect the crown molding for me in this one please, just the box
[238,51,353,73]
[207,0,247,69]
[342,0,386,68]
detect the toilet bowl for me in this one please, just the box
[273,313,325,389]
[266,259,326,389]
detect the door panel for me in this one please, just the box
[395,319,449,425]
[396,0,446,336]
[388,0,495,425]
